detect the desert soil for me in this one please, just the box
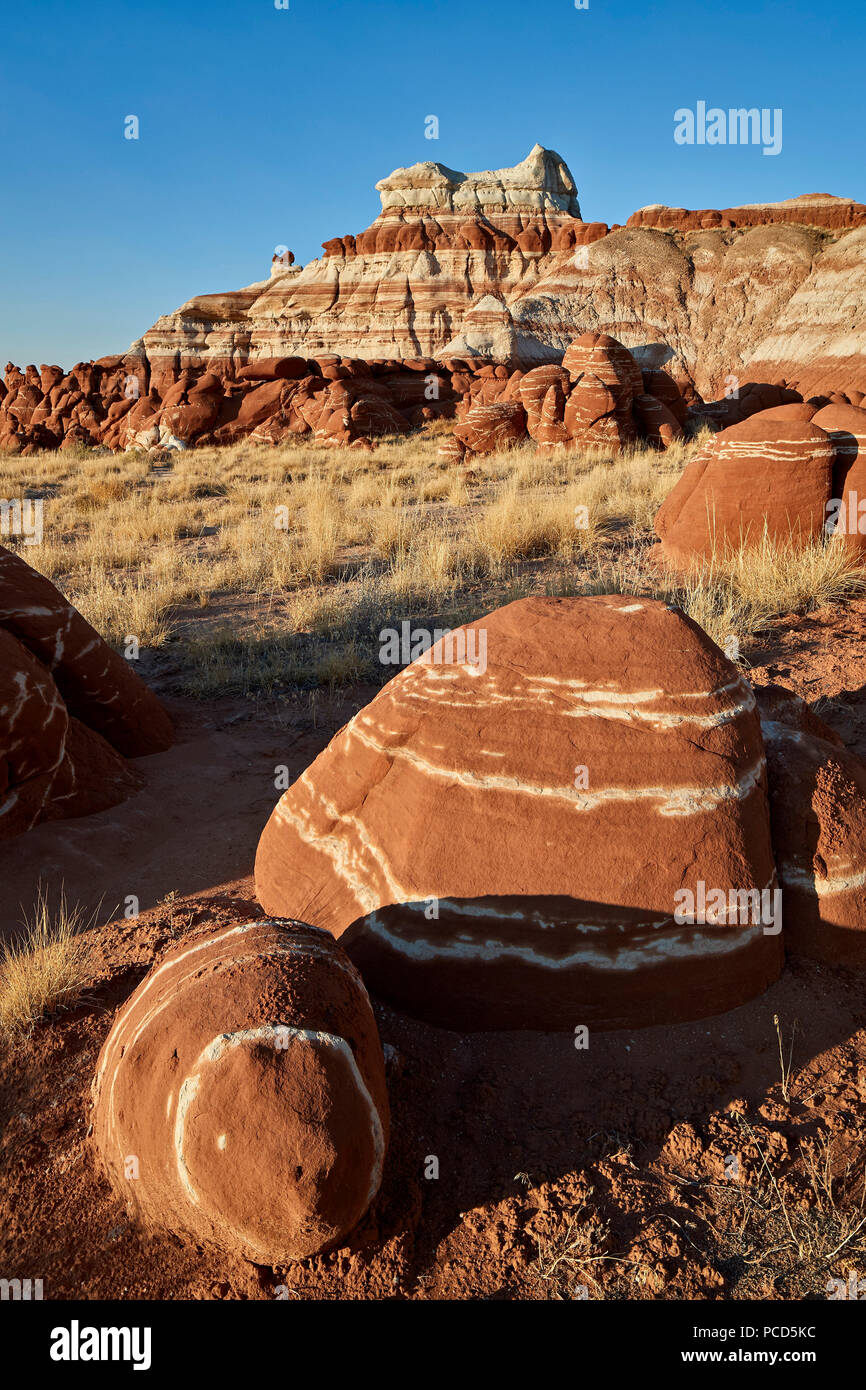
[2,600,866,1301]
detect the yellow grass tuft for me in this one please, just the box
[0,888,97,1033]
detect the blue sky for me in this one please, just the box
[2,0,863,367]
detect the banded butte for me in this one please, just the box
[91,920,389,1264]
[255,595,783,1031]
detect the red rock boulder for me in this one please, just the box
[453,400,527,455]
[560,334,641,448]
[632,393,684,450]
[564,373,636,448]
[812,403,866,557]
[562,333,643,405]
[256,595,782,1031]
[91,919,389,1263]
[641,369,690,427]
[0,629,142,838]
[0,545,173,759]
[756,686,866,966]
[517,365,571,436]
[654,418,835,567]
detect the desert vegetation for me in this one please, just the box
[0,887,96,1033]
[2,428,864,699]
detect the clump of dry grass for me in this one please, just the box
[646,532,866,649]
[3,427,865,697]
[0,888,97,1033]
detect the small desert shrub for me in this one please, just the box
[0,889,96,1032]
[72,478,129,511]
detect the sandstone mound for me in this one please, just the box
[813,402,866,556]
[756,687,866,966]
[453,400,527,453]
[654,416,835,567]
[91,919,389,1264]
[255,596,783,1031]
[0,545,173,837]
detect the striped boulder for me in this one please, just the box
[256,596,783,1030]
[91,920,389,1263]
[812,403,866,557]
[654,416,835,567]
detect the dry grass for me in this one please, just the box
[0,888,96,1033]
[698,1119,866,1299]
[1,425,863,694]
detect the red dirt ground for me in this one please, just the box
[2,601,866,1300]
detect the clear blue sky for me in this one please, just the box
[2,0,863,368]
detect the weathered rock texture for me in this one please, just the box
[756,686,866,966]
[627,193,866,235]
[141,145,606,378]
[813,403,866,558]
[0,336,688,458]
[91,919,389,1264]
[445,334,686,458]
[256,595,783,1031]
[0,545,173,837]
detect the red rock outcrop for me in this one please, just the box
[91,919,389,1263]
[654,416,835,567]
[627,194,866,235]
[446,335,679,456]
[0,628,142,838]
[633,393,684,449]
[0,546,172,837]
[517,364,571,435]
[255,595,783,1031]
[453,400,527,454]
[756,686,866,966]
[812,403,866,556]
